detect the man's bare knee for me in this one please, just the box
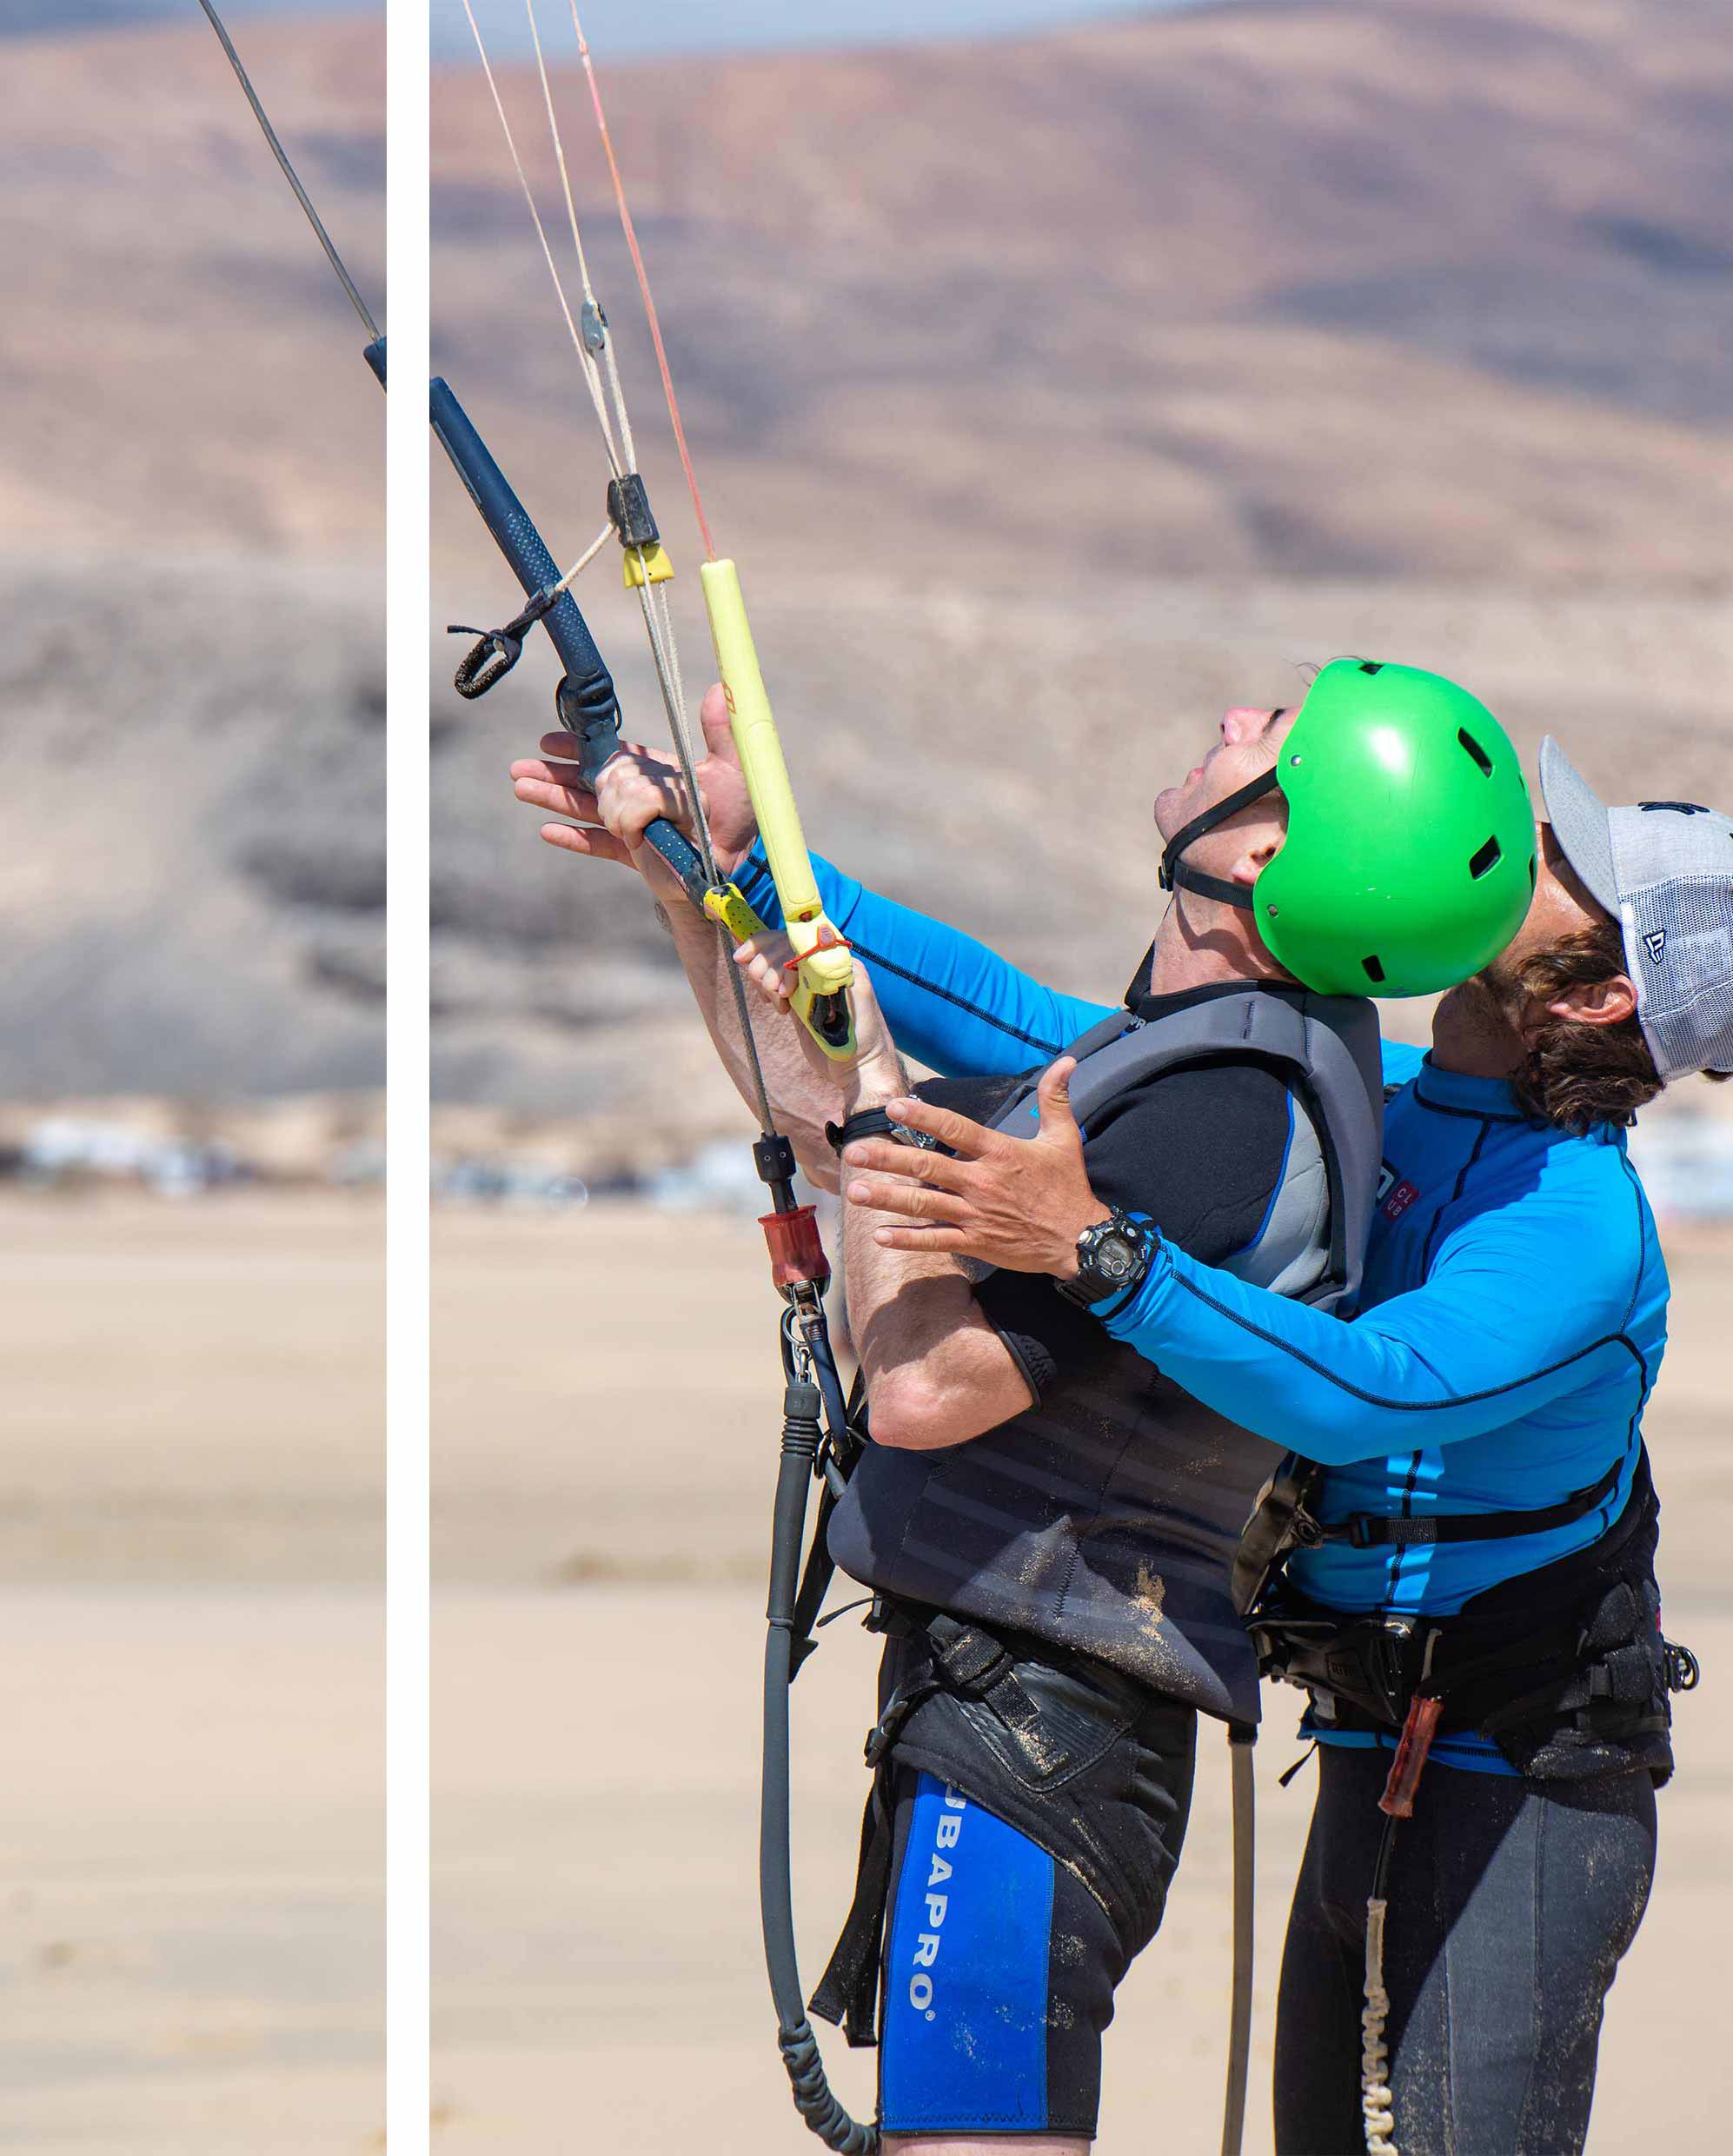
[880,2134,1090,2155]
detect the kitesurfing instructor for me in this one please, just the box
[820,744,1731,2154]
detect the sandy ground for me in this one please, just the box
[0,1194,383,2153]
[4,1188,1722,2152]
[0,1193,383,1585]
[434,1201,1733,2153]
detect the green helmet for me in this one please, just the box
[1160,659,1536,998]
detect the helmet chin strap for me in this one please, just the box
[1159,713,1288,911]
[1159,768,1282,912]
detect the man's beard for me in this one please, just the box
[1477,942,1533,1009]
[1440,957,1530,1059]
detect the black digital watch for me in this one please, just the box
[1054,1209,1158,1310]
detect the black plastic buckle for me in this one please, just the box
[448,584,561,699]
[606,472,661,549]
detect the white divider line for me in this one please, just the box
[384,0,431,2149]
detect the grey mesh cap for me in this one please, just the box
[1539,735,1733,1081]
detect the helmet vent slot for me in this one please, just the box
[1362,955,1387,984]
[1358,660,1384,675]
[1457,727,1494,776]
[1469,836,1503,880]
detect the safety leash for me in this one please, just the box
[1359,1684,1442,2156]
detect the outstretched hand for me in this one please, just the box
[840,1057,1112,1275]
[509,682,756,902]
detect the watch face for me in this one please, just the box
[1099,1239,1135,1279]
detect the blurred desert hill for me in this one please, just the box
[432,0,1733,591]
[1,10,382,1101]
[3,5,1730,1123]
[428,0,1733,1132]
[1,11,383,556]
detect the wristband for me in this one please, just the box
[825,1107,945,1156]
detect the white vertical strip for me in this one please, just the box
[384,0,431,2147]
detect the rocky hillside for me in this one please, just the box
[3,4,1730,1120]
[429,0,1733,1131]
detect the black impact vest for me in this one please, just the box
[828,985,1385,1727]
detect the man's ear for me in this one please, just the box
[1230,834,1282,890]
[1545,973,1639,1029]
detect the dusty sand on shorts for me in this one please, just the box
[431,1202,1733,2153]
[0,1194,382,2153]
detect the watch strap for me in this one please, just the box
[825,1107,943,1156]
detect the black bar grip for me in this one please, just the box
[430,376,621,702]
[429,377,707,900]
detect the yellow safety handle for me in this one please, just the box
[700,557,856,1060]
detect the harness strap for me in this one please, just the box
[809,1611,1052,2046]
[809,1767,900,2047]
[1322,1455,1623,1548]
[1220,1727,1257,2156]
[787,1483,841,1678]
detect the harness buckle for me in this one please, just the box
[1663,1637,1702,1693]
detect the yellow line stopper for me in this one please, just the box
[623,542,674,588]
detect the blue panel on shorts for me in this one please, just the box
[880,1771,1055,2131]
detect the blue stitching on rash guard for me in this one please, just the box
[734,849,1073,1061]
[1411,1075,1530,1124]
[847,936,1071,1059]
[1396,1116,1495,1583]
[1418,1119,1495,1280]
[1162,1268,1650,1418]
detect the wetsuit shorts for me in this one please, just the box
[871,1634,1197,2139]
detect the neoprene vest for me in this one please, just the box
[828,985,1385,1726]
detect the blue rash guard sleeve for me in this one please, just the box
[1096,1186,1649,1466]
[734,842,1112,1077]
[738,843,1424,1091]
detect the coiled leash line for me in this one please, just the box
[763,1286,877,2154]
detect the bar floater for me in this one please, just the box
[701,558,857,1061]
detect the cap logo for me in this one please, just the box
[1643,928,1668,964]
[1637,801,1708,815]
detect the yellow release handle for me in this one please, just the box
[700,556,855,1060]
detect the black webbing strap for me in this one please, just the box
[1220,1727,1257,2156]
[787,1484,841,1678]
[1325,1456,1623,1549]
[809,1767,899,2046]
[1158,767,1280,910]
[809,1613,1044,2046]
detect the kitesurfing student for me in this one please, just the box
[828,749,1733,2156]
[513,662,1533,2151]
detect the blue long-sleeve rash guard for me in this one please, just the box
[737,848,1671,1773]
